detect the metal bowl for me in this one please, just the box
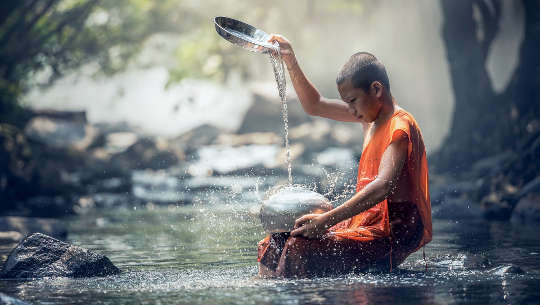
[259,186,333,233]
[214,16,275,53]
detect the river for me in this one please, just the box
[1,196,539,304]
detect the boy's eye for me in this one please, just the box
[350,98,356,103]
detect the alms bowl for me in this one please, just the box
[259,186,333,233]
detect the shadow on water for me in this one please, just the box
[1,199,540,305]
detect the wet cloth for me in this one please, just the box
[258,201,423,277]
[257,109,432,277]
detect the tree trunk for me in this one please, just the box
[434,0,527,173]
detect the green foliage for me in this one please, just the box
[0,0,182,122]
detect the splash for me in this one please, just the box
[269,43,292,185]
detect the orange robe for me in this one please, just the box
[330,108,432,249]
[258,108,432,276]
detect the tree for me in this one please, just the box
[434,0,540,216]
[435,0,540,174]
[0,0,182,125]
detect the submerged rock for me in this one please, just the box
[0,233,120,279]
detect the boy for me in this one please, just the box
[257,35,432,277]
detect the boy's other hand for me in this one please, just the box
[268,34,296,68]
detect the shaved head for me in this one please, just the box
[336,52,391,94]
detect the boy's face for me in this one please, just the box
[337,78,382,123]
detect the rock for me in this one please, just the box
[516,176,540,199]
[0,293,32,305]
[463,254,492,269]
[511,192,540,223]
[237,84,310,134]
[0,233,120,279]
[29,109,87,123]
[24,117,98,151]
[471,151,514,177]
[110,137,182,170]
[103,132,138,154]
[0,232,23,245]
[481,192,513,220]
[215,132,280,146]
[490,264,525,276]
[172,124,222,153]
[0,217,67,240]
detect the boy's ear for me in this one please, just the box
[370,81,383,98]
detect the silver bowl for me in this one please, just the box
[259,186,333,233]
[214,16,275,53]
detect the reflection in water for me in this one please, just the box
[0,203,539,305]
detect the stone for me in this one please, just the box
[0,232,23,245]
[172,124,222,153]
[511,192,540,223]
[24,117,98,151]
[0,233,120,279]
[110,137,182,170]
[237,84,310,134]
[215,132,280,146]
[0,217,67,240]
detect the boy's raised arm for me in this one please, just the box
[269,35,365,125]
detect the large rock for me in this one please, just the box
[0,233,120,279]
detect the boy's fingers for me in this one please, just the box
[290,227,303,237]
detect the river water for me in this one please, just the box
[1,197,540,305]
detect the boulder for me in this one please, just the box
[0,293,32,305]
[0,233,120,279]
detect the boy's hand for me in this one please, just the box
[291,213,329,239]
[268,34,297,69]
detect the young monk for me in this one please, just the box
[257,35,432,277]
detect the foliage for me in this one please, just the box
[0,0,182,124]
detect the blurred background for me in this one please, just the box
[0,0,539,234]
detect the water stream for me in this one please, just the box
[269,44,292,185]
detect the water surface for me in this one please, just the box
[1,201,539,305]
